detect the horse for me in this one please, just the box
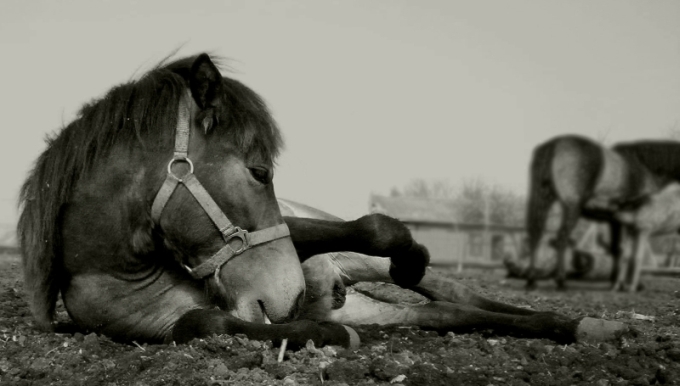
[18,54,628,349]
[608,140,680,291]
[277,199,629,345]
[524,134,680,292]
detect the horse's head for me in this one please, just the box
[150,54,304,324]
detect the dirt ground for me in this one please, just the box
[1,252,679,386]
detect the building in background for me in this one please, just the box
[369,194,525,267]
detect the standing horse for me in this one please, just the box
[19,54,627,348]
[524,135,680,291]
[609,141,680,291]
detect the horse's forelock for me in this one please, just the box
[213,77,283,165]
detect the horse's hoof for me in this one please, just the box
[525,281,537,291]
[628,281,645,293]
[575,317,631,343]
[389,243,429,287]
[610,279,628,292]
[342,325,361,349]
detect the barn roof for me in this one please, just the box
[369,194,461,224]
[369,194,527,232]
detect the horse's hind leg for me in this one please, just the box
[525,199,553,290]
[611,226,633,292]
[324,291,628,344]
[553,203,581,290]
[324,252,537,316]
[628,237,650,293]
[415,268,538,315]
[608,221,623,285]
[525,144,558,290]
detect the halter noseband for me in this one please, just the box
[150,94,290,280]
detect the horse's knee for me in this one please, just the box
[355,213,430,287]
[170,309,225,344]
[355,213,412,254]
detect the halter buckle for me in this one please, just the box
[224,227,249,254]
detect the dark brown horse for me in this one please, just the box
[525,134,680,291]
[19,55,628,348]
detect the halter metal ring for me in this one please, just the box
[167,157,195,181]
[224,227,249,254]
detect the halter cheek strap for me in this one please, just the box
[151,95,290,280]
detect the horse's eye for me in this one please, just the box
[249,167,271,185]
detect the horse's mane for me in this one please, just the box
[17,54,283,329]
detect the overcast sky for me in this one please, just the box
[1,0,679,223]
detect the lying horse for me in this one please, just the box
[525,134,680,291]
[19,54,627,349]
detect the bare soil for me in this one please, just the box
[1,253,679,386]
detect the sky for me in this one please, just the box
[1,0,679,224]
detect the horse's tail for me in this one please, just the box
[526,140,558,256]
[17,140,70,331]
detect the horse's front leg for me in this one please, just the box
[169,309,360,349]
[284,215,430,287]
[611,225,641,292]
[626,229,649,293]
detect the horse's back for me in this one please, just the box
[540,135,654,205]
[612,140,680,232]
[278,199,344,221]
[546,135,604,203]
[613,140,680,183]
[592,145,631,202]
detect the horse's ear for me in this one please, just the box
[189,54,222,109]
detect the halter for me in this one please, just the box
[151,94,291,280]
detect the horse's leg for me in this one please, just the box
[322,291,627,344]
[612,226,636,292]
[284,215,430,287]
[63,271,360,349]
[525,148,557,290]
[415,268,538,315]
[627,230,650,293]
[170,309,359,349]
[553,202,581,290]
[608,220,623,285]
[300,254,630,344]
[323,252,537,316]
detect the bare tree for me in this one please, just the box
[393,178,457,199]
[665,120,680,141]
[392,178,525,226]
